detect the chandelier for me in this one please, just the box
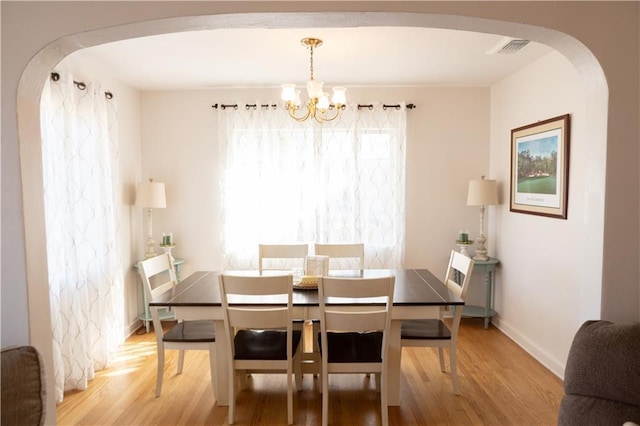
[281,38,347,124]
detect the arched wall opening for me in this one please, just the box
[16,11,608,422]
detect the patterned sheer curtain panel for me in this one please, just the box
[40,73,124,403]
[218,102,407,270]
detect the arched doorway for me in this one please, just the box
[16,11,608,423]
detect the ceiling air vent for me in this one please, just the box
[487,37,531,55]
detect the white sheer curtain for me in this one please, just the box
[218,102,407,270]
[40,73,124,403]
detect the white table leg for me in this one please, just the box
[213,319,229,406]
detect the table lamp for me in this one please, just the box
[136,179,166,258]
[467,176,499,261]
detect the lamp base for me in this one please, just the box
[144,237,158,259]
[473,234,489,261]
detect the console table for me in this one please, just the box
[133,257,184,333]
[464,257,499,329]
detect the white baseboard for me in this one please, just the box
[492,318,565,380]
[125,319,144,339]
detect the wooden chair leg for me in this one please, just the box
[228,370,236,424]
[450,345,460,395]
[208,344,216,398]
[155,347,164,397]
[177,349,185,374]
[322,372,329,426]
[438,347,446,372]
[381,370,389,426]
[239,370,248,390]
[294,355,303,391]
[310,321,321,377]
[287,367,294,425]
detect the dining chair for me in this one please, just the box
[314,243,369,376]
[259,243,317,375]
[314,243,365,270]
[258,243,308,272]
[317,275,395,426]
[218,273,303,425]
[400,250,474,394]
[138,253,216,397]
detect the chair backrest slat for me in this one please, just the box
[137,253,178,345]
[139,253,177,300]
[319,275,395,352]
[227,307,288,329]
[315,243,365,270]
[258,244,308,272]
[219,274,293,330]
[321,277,390,299]
[444,251,475,300]
[324,310,388,333]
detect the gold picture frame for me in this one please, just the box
[510,114,571,219]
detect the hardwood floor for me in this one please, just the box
[56,319,564,425]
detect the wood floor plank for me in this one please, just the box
[57,318,564,425]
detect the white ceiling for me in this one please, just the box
[68,27,553,91]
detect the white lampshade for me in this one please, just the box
[136,181,166,208]
[281,84,296,102]
[306,79,324,98]
[331,87,347,105]
[467,178,499,206]
[317,93,330,111]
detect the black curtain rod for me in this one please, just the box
[211,103,277,110]
[358,103,416,110]
[50,72,114,99]
[212,103,415,110]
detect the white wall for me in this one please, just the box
[490,51,593,377]
[56,54,144,336]
[140,55,594,379]
[141,86,490,284]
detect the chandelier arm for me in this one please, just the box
[315,107,341,123]
[286,103,313,122]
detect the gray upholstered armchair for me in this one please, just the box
[1,345,47,426]
[558,320,640,426]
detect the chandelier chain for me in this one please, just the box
[309,44,315,81]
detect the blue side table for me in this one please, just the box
[463,257,499,329]
[134,257,184,333]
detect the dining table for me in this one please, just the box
[149,268,463,406]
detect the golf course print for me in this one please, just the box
[516,135,558,195]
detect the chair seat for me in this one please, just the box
[318,331,383,363]
[401,319,452,340]
[163,320,216,342]
[234,330,302,360]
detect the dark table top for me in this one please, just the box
[149,269,464,308]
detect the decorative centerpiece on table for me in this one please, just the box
[160,232,175,254]
[455,230,474,257]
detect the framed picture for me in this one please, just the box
[510,114,571,219]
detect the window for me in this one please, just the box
[218,104,407,269]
